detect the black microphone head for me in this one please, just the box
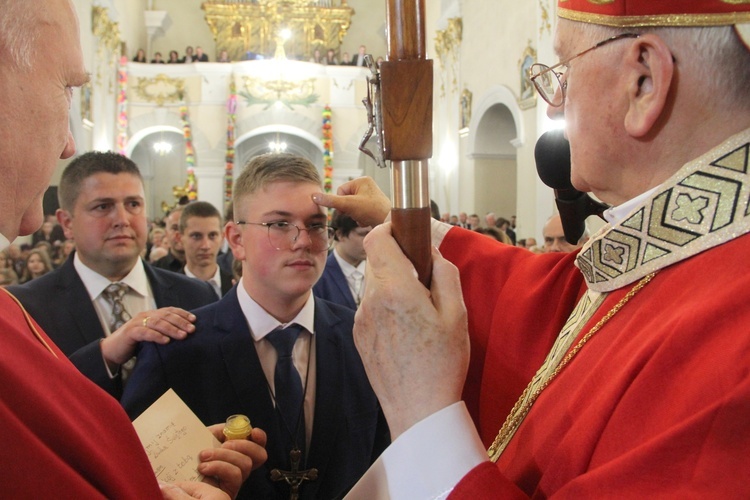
[534,129,573,190]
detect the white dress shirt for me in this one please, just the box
[74,254,156,378]
[332,248,366,305]
[74,253,156,336]
[184,264,222,298]
[236,283,317,451]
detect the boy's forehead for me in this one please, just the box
[237,181,323,214]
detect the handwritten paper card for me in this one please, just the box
[133,389,221,482]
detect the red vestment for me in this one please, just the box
[0,291,161,497]
[440,228,750,498]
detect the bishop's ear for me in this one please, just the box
[623,33,675,138]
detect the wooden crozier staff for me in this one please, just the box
[360,0,433,286]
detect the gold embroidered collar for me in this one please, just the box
[576,128,750,293]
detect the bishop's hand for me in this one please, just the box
[354,223,469,439]
[312,176,391,228]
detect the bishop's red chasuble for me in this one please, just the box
[443,129,750,497]
[0,290,161,498]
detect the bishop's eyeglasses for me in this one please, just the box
[235,220,335,252]
[528,33,640,107]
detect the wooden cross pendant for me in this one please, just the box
[270,449,318,500]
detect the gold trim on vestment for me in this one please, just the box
[1,288,58,358]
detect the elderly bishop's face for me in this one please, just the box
[549,20,635,206]
[0,0,88,240]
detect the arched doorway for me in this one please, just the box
[466,85,524,228]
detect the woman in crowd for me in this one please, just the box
[20,248,53,283]
[132,48,147,63]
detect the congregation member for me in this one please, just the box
[316,1,750,496]
[178,200,233,298]
[154,206,187,273]
[313,210,371,310]
[9,152,217,399]
[0,0,263,496]
[542,213,588,253]
[19,247,53,283]
[122,153,389,499]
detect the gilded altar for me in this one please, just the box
[202,0,355,62]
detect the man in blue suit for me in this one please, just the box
[122,153,389,499]
[9,152,217,399]
[313,210,371,310]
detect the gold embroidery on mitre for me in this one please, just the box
[576,129,750,292]
[558,8,750,27]
[586,0,616,4]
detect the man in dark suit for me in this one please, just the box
[8,152,217,399]
[123,153,389,499]
[313,210,371,310]
[153,206,186,273]
[352,44,367,66]
[177,200,233,297]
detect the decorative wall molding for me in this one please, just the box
[434,17,462,97]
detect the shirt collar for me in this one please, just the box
[0,233,9,252]
[333,248,366,277]
[236,281,316,341]
[184,264,221,286]
[74,252,151,300]
[602,186,661,225]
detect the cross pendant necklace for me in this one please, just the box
[270,449,319,500]
[266,334,316,499]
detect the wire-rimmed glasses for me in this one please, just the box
[235,220,334,252]
[529,33,640,107]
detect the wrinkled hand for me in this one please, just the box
[101,307,197,366]
[354,223,469,439]
[159,481,229,500]
[198,424,268,499]
[311,176,391,228]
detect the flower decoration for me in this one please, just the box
[180,103,197,200]
[322,105,333,194]
[116,56,129,155]
[225,78,237,206]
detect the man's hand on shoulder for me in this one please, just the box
[100,307,197,367]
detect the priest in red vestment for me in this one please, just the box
[0,1,264,497]
[316,1,750,497]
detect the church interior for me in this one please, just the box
[56,0,565,243]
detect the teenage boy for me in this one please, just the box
[122,153,389,500]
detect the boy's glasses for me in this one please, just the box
[235,220,334,252]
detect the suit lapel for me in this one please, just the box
[144,261,178,307]
[59,257,108,346]
[214,288,284,463]
[307,299,344,474]
[330,255,357,310]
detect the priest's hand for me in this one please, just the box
[101,307,197,367]
[198,425,268,498]
[355,223,470,439]
[312,176,391,228]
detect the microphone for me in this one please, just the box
[534,130,608,245]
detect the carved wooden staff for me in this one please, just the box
[361,0,433,286]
